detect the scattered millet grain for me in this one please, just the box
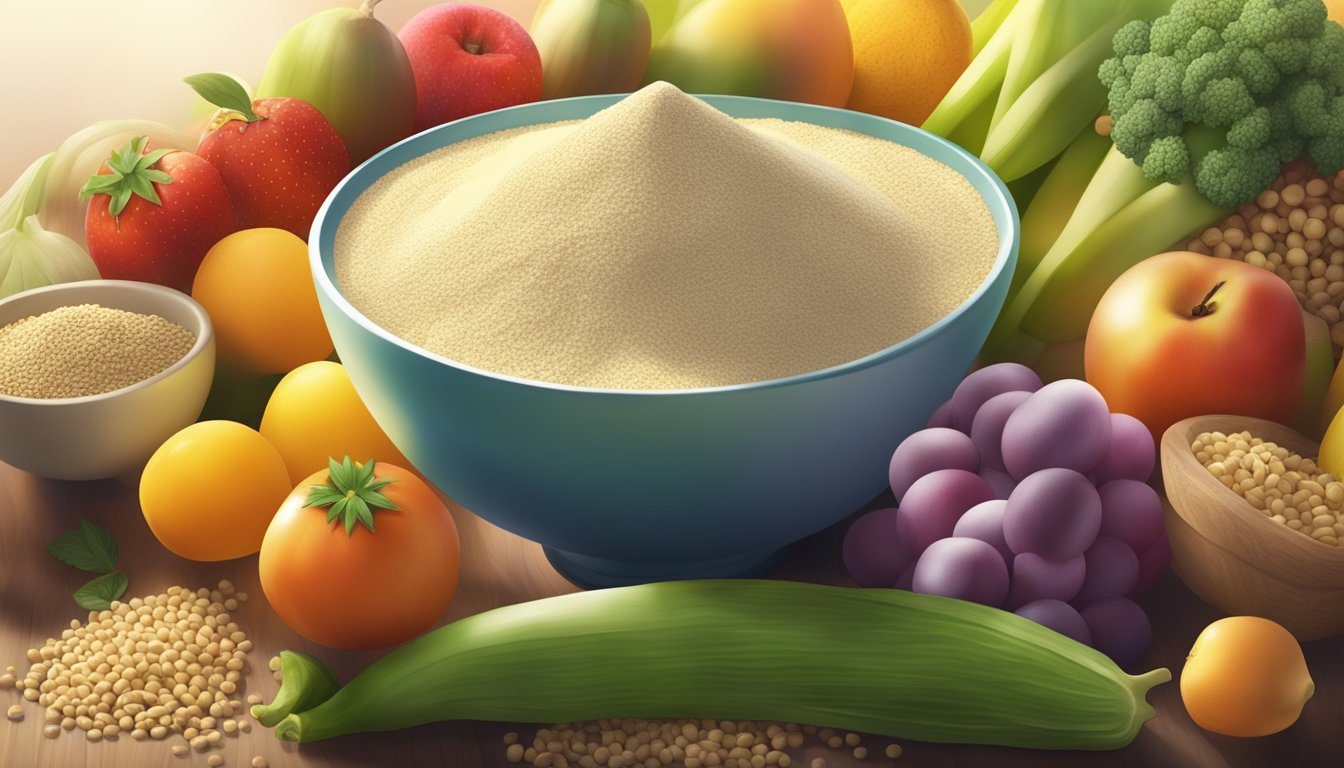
[6,704,23,721]
[1180,165,1344,354]
[6,581,252,752]
[207,754,224,767]
[336,82,998,390]
[0,303,195,398]
[505,720,899,768]
[1195,430,1344,546]
[172,744,189,756]
[0,673,15,688]
[884,744,903,759]
[252,758,269,768]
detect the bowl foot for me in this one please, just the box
[543,546,792,589]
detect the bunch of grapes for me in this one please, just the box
[843,364,1170,668]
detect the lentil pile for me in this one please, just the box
[2,580,257,757]
[1179,164,1344,354]
[336,81,998,390]
[1194,430,1344,546]
[501,720,902,768]
[0,303,195,398]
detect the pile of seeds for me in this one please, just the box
[1194,430,1344,546]
[0,303,196,398]
[1178,164,1344,354]
[502,719,902,768]
[2,580,257,756]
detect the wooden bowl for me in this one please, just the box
[1162,415,1344,641]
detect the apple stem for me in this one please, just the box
[464,41,484,55]
[1191,280,1225,318]
[358,0,382,17]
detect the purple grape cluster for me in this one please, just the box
[843,363,1170,669]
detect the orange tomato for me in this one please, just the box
[258,458,460,649]
[1181,616,1315,737]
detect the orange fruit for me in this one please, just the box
[1180,616,1315,737]
[260,361,410,485]
[841,0,972,124]
[192,227,334,374]
[1327,0,1344,25]
[140,421,292,561]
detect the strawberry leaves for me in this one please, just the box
[78,135,175,219]
[304,457,400,536]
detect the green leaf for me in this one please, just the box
[48,519,118,573]
[109,186,133,218]
[81,136,175,220]
[125,173,161,207]
[134,149,172,173]
[74,571,128,611]
[183,73,261,122]
[300,456,400,537]
[357,489,398,511]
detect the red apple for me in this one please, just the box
[188,73,350,239]
[1084,251,1305,442]
[398,3,543,130]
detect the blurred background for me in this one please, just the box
[0,0,992,187]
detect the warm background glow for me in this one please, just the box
[0,1,539,186]
[0,0,992,188]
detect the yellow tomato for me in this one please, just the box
[140,421,293,561]
[192,228,334,374]
[260,361,410,485]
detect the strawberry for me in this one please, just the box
[81,137,236,293]
[187,73,351,239]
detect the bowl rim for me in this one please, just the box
[0,279,214,407]
[1161,414,1344,569]
[311,91,1020,396]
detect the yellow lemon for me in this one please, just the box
[140,421,292,561]
[192,227,334,374]
[842,0,972,125]
[260,361,411,485]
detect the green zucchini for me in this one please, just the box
[264,579,1170,749]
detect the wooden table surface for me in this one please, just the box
[1,461,1340,768]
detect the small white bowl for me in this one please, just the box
[0,280,215,481]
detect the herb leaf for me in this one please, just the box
[74,571,128,611]
[48,519,118,573]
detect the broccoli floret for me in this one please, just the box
[1143,136,1192,183]
[1196,147,1284,207]
[1100,0,1344,206]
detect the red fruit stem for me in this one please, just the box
[1190,281,1225,318]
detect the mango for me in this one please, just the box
[643,0,854,107]
[532,0,652,100]
[257,1,416,165]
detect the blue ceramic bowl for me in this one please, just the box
[311,94,1018,588]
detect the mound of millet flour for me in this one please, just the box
[335,82,998,389]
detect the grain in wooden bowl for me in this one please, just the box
[1161,415,1344,641]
